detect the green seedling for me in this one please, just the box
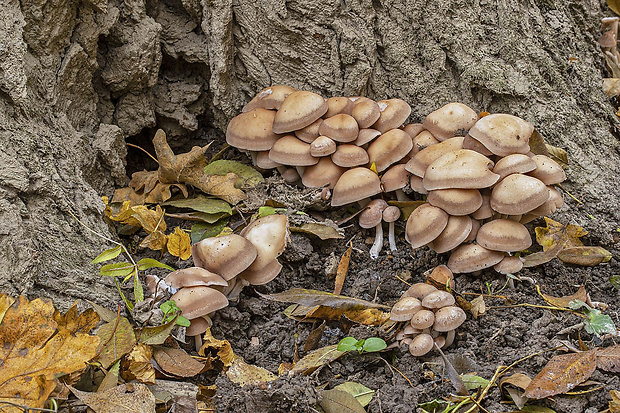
[337,336,387,354]
[569,299,617,338]
[160,300,191,327]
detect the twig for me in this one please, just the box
[209,143,231,163]
[126,143,159,164]
[0,400,58,412]
[374,357,414,388]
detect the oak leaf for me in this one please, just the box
[70,383,156,413]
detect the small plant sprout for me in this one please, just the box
[160,300,191,327]
[337,337,387,354]
[569,300,618,338]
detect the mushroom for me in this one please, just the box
[243,85,296,112]
[301,157,346,189]
[165,267,229,288]
[331,167,382,206]
[269,135,319,166]
[295,119,323,143]
[409,130,440,157]
[423,149,500,191]
[421,290,456,309]
[476,219,532,252]
[527,155,567,185]
[372,99,412,133]
[494,255,525,274]
[366,129,413,172]
[381,164,411,201]
[255,151,281,169]
[405,203,449,249]
[428,215,473,254]
[427,188,483,216]
[351,98,381,128]
[462,134,494,156]
[405,137,465,177]
[383,206,401,252]
[409,175,427,194]
[226,108,281,151]
[409,333,434,357]
[390,297,423,321]
[324,97,354,117]
[410,310,435,329]
[331,144,369,167]
[310,136,337,157]
[447,244,505,274]
[319,114,359,142]
[272,91,328,133]
[359,199,388,259]
[490,174,549,215]
[426,265,455,289]
[492,154,537,181]
[467,114,534,156]
[353,128,382,147]
[422,102,478,141]
[402,283,438,300]
[402,123,425,139]
[192,234,258,281]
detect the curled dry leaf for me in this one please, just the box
[283,304,390,326]
[290,222,345,240]
[198,328,236,368]
[152,346,206,378]
[524,351,597,399]
[541,285,588,309]
[557,246,612,266]
[334,242,352,295]
[292,345,347,375]
[261,288,390,311]
[604,78,620,97]
[469,295,486,318]
[70,383,156,413]
[226,357,277,386]
[500,372,532,410]
[121,343,156,384]
[320,389,366,413]
[524,218,587,268]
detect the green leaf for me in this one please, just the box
[256,206,286,218]
[460,373,491,390]
[160,300,180,314]
[139,315,178,345]
[418,399,452,413]
[134,273,144,303]
[114,278,134,311]
[337,337,359,352]
[333,382,375,407]
[163,195,232,215]
[204,160,264,188]
[610,275,620,290]
[165,211,229,223]
[136,258,174,272]
[176,315,191,327]
[92,245,123,264]
[362,337,387,353]
[190,219,229,243]
[585,312,617,337]
[568,299,590,311]
[100,262,135,278]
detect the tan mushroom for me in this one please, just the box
[351,98,381,128]
[447,244,505,273]
[490,174,549,215]
[171,286,228,320]
[390,297,423,321]
[331,167,382,206]
[255,151,281,169]
[528,155,567,185]
[428,215,473,254]
[462,134,494,156]
[226,108,281,151]
[467,114,534,156]
[295,119,323,143]
[405,203,449,249]
[272,91,328,133]
[410,131,440,157]
[240,214,289,285]
[319,114,359,142]
[325,97,354,117]
[464,219,482,243]
[409,333,434,357]
[471,193,494,220]
[381,164,411,193]
[302,157,346,189]
[332,144,369,167]
[405,137,465,177]
[353,128,382,147]
[494,256,525,274]
[410,310,435,329]
[492,154,537,181]
[409,175,427,194]
[192,234,259,281]
[423,149,500,191]
[383,205,401,252]
[402,123,425,138]
[422,102,478,141]
[427,188,483,216]
[433,306,466,332]
[359,199,388,259]
[310,136,337,157]
[476,219,532,252]
[421,290,456,309]
[165,267,228,288]
[367,129,413,172]
[372,99,412,133]
[186,315,213,337]
[402,283,438,300]
[269,135,319,166]
[243,85,296,112]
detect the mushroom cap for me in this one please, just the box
[165,267,229,288]
[490,174,549,215]
[402,283,438,300]
[492,154,537,181]
[390,297,422,321]
[405,203,449,249]
[353,128,382,146]
[410,309,435,329]
[256,151,281,169]
[367,128,413,172]
[331,144,369,167]
[477,219,532,252]
[295,119,323,143]
[171,286,228,319]
[433,306,466,332]
[372,99,412,133]
[319,114,359,142]
[549,186,564,209]
[471,193,493,220]
[280,167,301,183]
[423,149,500,191]
[402,123,425,139]
[226,108,281,151]
[409,175,427,194]
[462,134,494,156]
[381,164,410,192]
[240,214,289,274]
[468,114,534,156]
[359,199,388,228]
[269,135,319,166]
[599,30,617,48]
[192,234,259,281]
[331,167,382,206]
[528,155,567,185]
[447,244,505,273]
[409,333,434,357]
[272,91,328,133]
[301,156,346,189]
[310,136,337,157]
[410,131,440,157]
[243,85,296,112]
[186,315,213,336]
[426,265,455,289]
[325,97,354,117]
[405,137,465,177]
[427,188,483,216]
[240,258,283,285]
[422,102,478,141]
[428,215,473,254]
[351,98,381,129]
[383,205,401,223]
[494,256,525,274]
[422,290,456,309]
[527,197,557,216]
[465,218,482,243]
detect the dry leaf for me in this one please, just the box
[70,383,156,413]
[261,288,390,311]
[524,351,597,399]
[304,321,326,353]
[111,186,146,206]
[500,373,532,410]
[524,218,586,268]
[283,304,390,326]
[290,223,344,240]
[152,346,205,377]
[541,285,588,309]
[113,171,189,206]
[596,345,620,372]
[609,0,620,16]
[121,343,156,384]
[528,130,551,158]
[320,389,366,413]
[334,382,374,407]
[292,345,347,375]
[0,295,100,412]
[98,360,121,392]
[610,389,620,413]
[167,227,192,260]
[334,242,352,295]
[198,328,236,368]
[96,317,136,369]
[604,78,620,96]
[557,246,612,266]
[0,295,15,324]
[470,295,486,318]
[139,229,168,251]
[226,357,277,386]
[545,144,568,168]
[53,302,100,335]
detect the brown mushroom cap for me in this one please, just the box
[494,256,525,274]
[383,205,401,222]
[427,265,455,289]
[301,157,346,189]
[353,128,382,146]
[351,98,381,128]
[166,267,229,289]
[402,283,438,300]
[269,135,319,166]
[331,144,369,167]
[240,259,283,286]
[256,151,281,169]
[422,102,478,141]
[409,333,434,357]
[447,244,505,273]
[471,193,493,220]
[390,297,423,321]
[243,85,296,112]
[240,214,289,277]
[422,290,456,309]
[428,215,473,254]
[405,203,449,249]
[331,167,382,206]
[319,114,359,142]
[403,123,425,138]
[464,219,482,243]
[468,114,534,156]
[410,309,435,329]
[367,129,413,172]
[423,149,500,191]
[490,174,549,215]
[359,199,388,229]
[280,167,301,183]
[310,136,337,157]
[171,286,228,319]
[476,219,532,252]
[409,175,427,194]
[405,137,465,177]
[492,154,537,181]
[381,164,411,192]
[186,315,213,336]
[272,91,328,133]
[528,155,567,185]
[226,108,281,151]
[433,306,466,332]
[325,97,354,117]
[427,188,483,216]
[295,119,323,143]
[192,234,258,281]
[372,99,412,133]
[410,131,441,157]
[462,134,494,156]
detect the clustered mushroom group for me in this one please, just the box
[148,215,289,348]
[225,86,567,267]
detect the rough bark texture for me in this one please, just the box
[0,0,618,307]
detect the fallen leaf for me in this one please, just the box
[203,160,264,189]
[121,343,156,384]
[111,186,146,206]
[334,242,352,295]
[304,321,326,353]
[461,373,490,390]
[610,389,620,412]
[528,130,551,158]
[198,328,236,368]
[283,304,390,326]
[320,389,366,413]
[435,344,468,396]
[153,130,246,205]
[139,230,168,251]
[609,0,620,16]
[130,170,160,194]
[165,211,229,223]
[226,357,277,386]
[500,372,532,410]
[292,345,347,375]
[70,383,156,413]
[524,218,586,268]
[96,317,136,369]
[290,223,344,240]
[334,382,374,407]
[524,351,597,399]
[163,195,232,215]
[520,406,558,413]
[261,288,390,311]
[596,345,620,372]
[153,346,206,377]
[544,144,568,168]
[147,380,199,406]
[167,227,192,260]
[557,246,612,266]
[87,300,119,323]
[112,170,189,206]
[541,286,588,309]
[53,302,100,335]
[470,295,486,318]
[138,316,178,345]
[190,219,230,243]
[604,78,620,96]
[0,295,15,325]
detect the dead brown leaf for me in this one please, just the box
[152,346,206,377]
[284,304,390,326]
[470,295,486,318]
[557,246,612,266]
[500,373,532,409]
[53,302,100,335]
[596,345,620,372]
[96,317,136,369]
[70,383,156,413]
[334,242,352,295]
[320,389,366,413]
[541,285,588,309]
[292,345,347,375]
[198,328,236,368]
[610,389,620,412]
[524,218,587,267]
[304,321,326,353]
[121,343,156,384]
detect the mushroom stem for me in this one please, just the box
[395,189,411,202]
[369,223,384,260]
[388,221,397,252]
[194,334,203,353]
[444,330,456,348]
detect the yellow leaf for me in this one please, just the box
[95,317,136,369]
[226,357,277,386]
[139,230,168,252]
[0,294,15,325]
[535,217,585,252]
[198,328,236,368]
[610,389,620,412]
[121,344,156,384]
[167,227,192,260]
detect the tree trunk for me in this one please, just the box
[1,0,617,307]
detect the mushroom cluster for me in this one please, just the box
[154,215,289,345]
[405,105,567,274]
[390,266,466,357]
